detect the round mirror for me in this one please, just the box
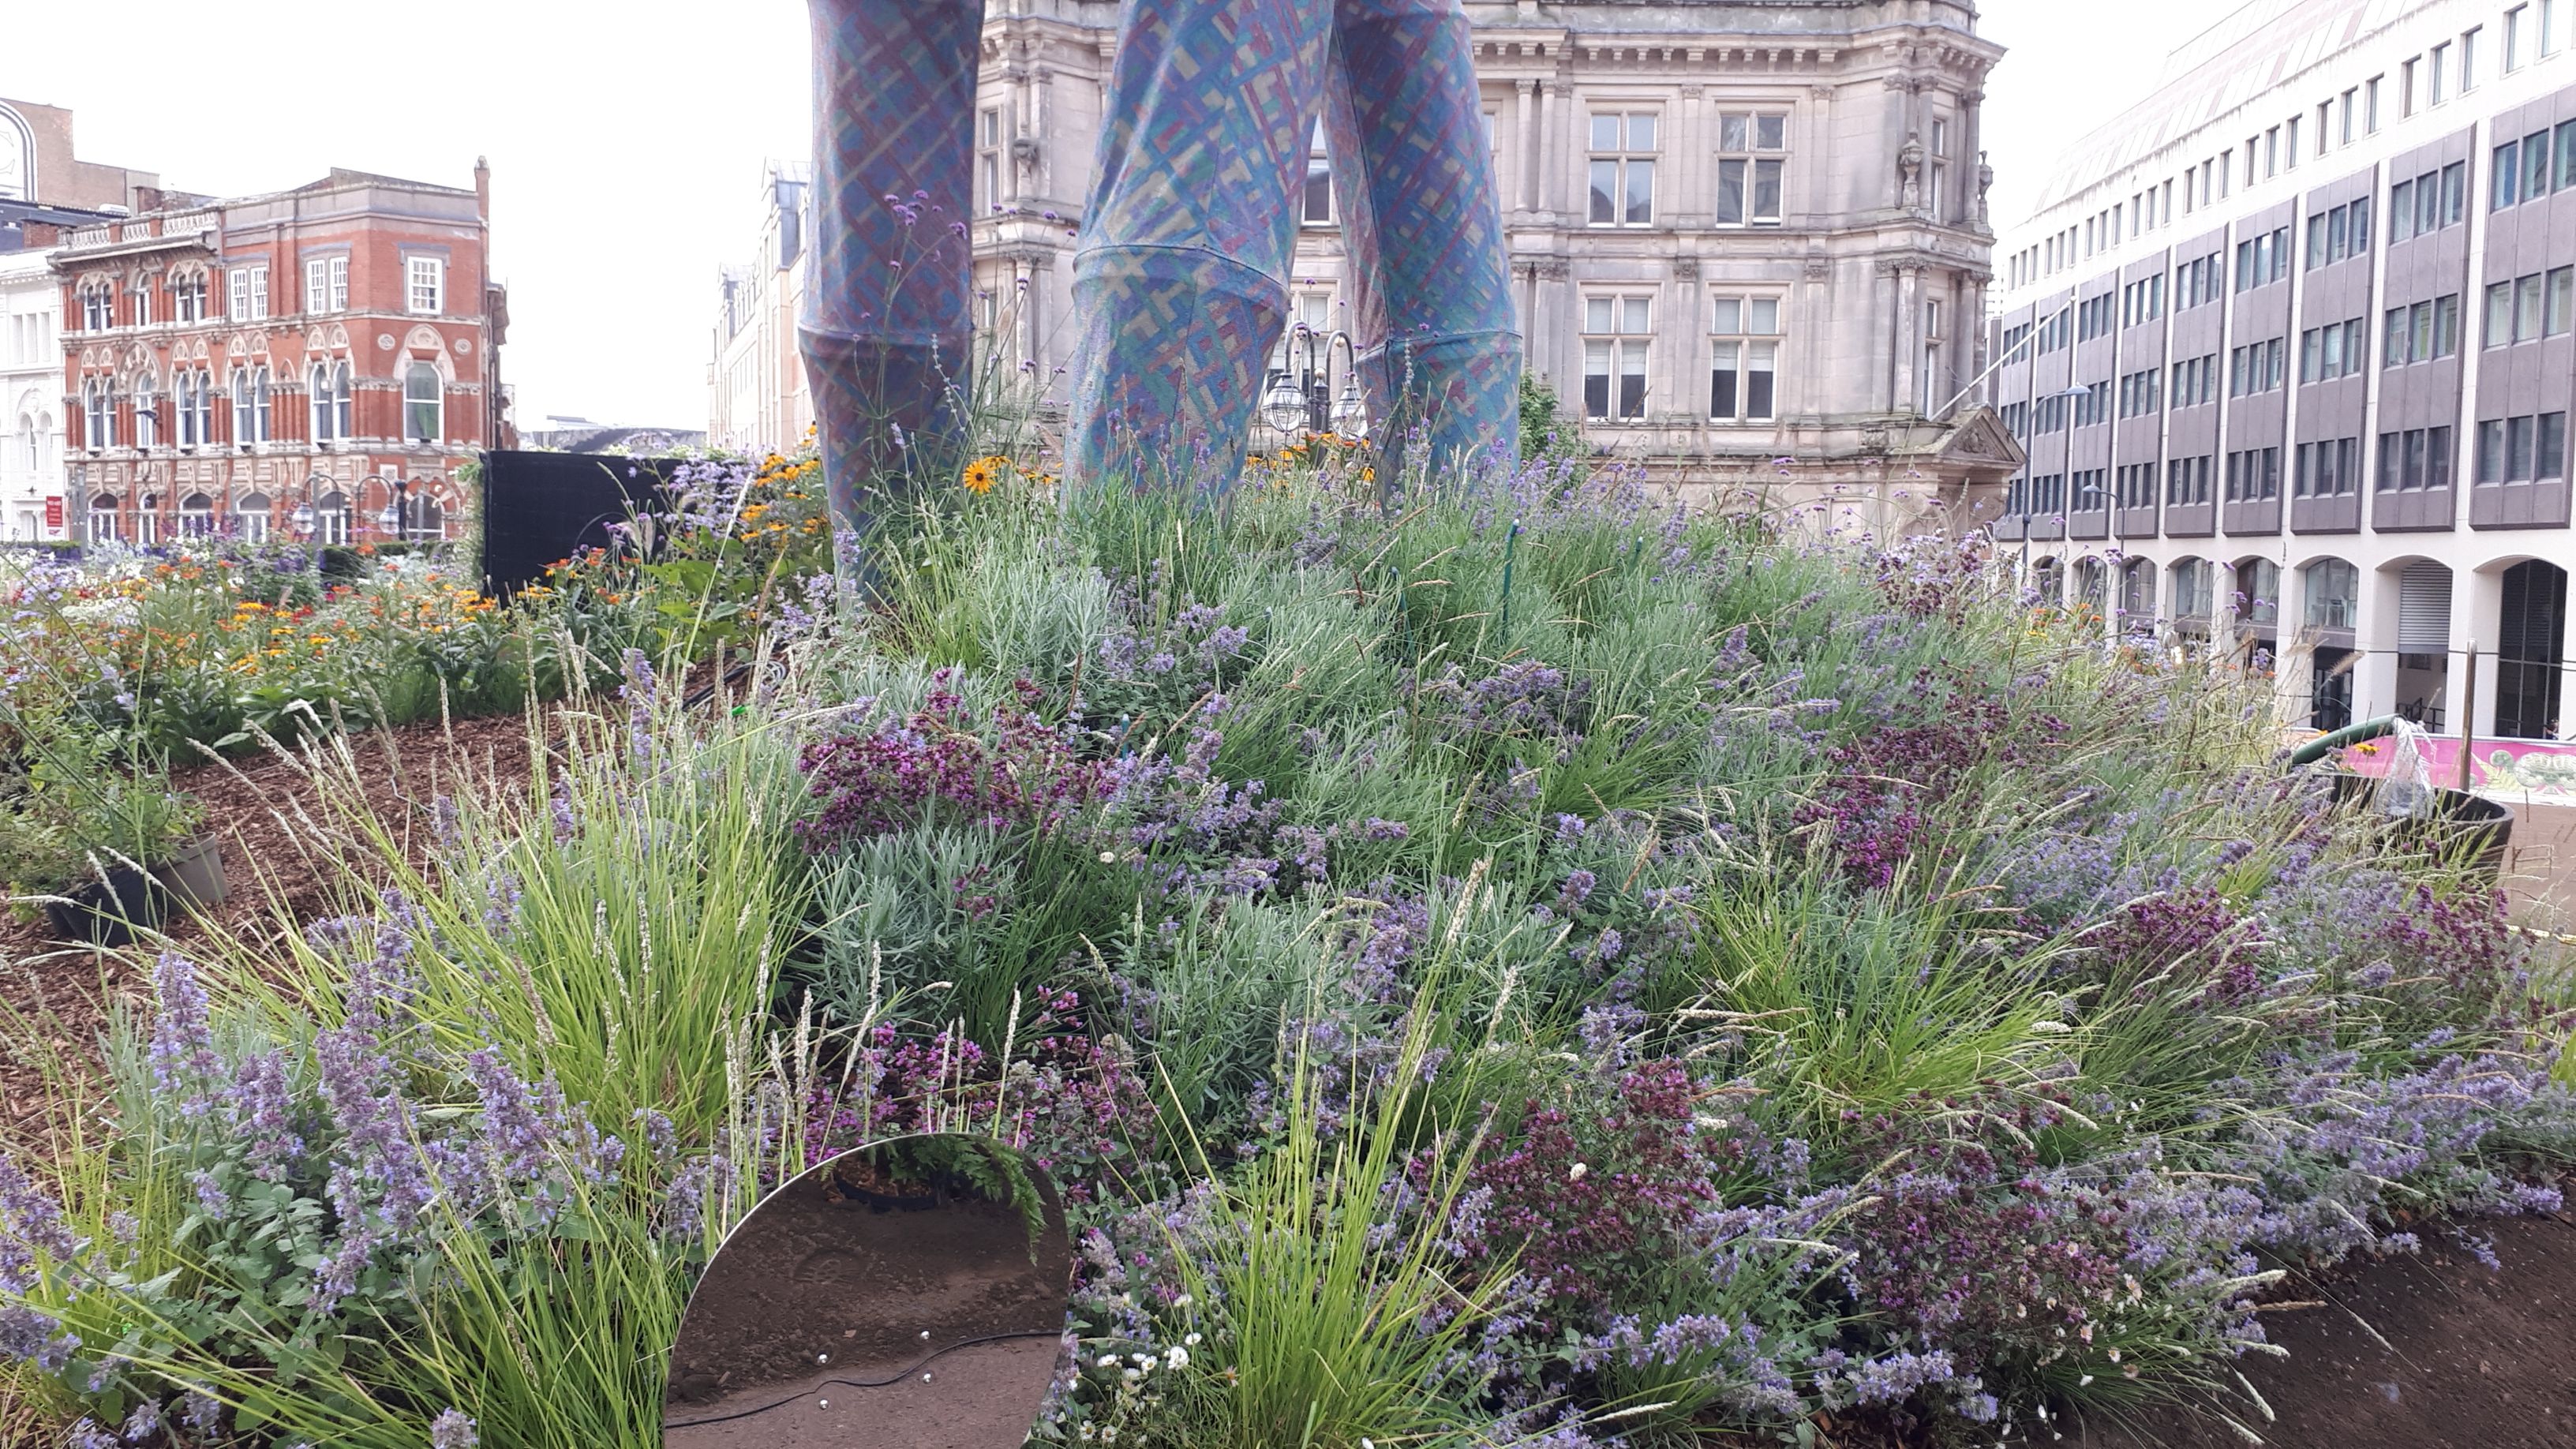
[662,1135,1074,1447]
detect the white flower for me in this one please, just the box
[1164,1346,1190,1370]
[1172,1293,1192,1308]
[1098,1354,1121,1369]
[1568,1162,1589,1181]
[1099,851,1118,863]
[1183,1331,1201,1346]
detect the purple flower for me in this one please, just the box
[429,1408,478,1449]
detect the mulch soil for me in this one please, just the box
[0,712,539,1151]
[2073,1210,2576,1449]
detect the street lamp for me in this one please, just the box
[1260,325,1365,440]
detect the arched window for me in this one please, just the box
[88,493,119,545]
[234,491,271,545]
[309,363,335,441]
[230,369,253,444]
[410,498,447,543]
[403,361,442,443]
[83,379,114,450]
[178,492,215,537]
[2233,559,2280,630]
[189,369,213,445]
[314,489,350,546]
[2170,558,2212,623]
[16,413,33,472]
[133,371,159,450]
[2498,560,2567,740]
[309,361,352,442]
[136,492,162,548]
[2119,558,2158,626]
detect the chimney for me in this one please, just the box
[21,222,59,248]
[474,156,490,223]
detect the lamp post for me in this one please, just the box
[1260,326,1367,440]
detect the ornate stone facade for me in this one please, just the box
[719,0,2018,521]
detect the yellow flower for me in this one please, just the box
[961,455,1008,495]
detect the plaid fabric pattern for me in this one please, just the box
[1326,0,1519,484]
[800,0,982,543]
[1068,0,1518,493]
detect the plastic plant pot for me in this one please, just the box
[153,835,229,910]
[43,866,167,948]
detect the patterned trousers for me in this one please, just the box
[801,0,1518,525]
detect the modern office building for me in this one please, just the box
[1990,0,2576,741]
[716,0,2023,520]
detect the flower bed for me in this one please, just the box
[0,452,2570,1448]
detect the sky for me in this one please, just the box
[5,0,2257,433]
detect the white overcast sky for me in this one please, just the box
[2,0,2252,432]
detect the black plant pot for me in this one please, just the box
[43,867,167,948]
[2328,773,2516,882]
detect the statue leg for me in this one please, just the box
[801,0,982,567]
[1326,0,1521,489]
[1063,0,1335,496]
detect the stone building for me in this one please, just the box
[717,0,2019,520]
[1989,0,2576,742]
[44,164,510,548]
[709,165,814,458]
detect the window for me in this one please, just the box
[1709,295,1780,422]
[406,256,445,314]
[2509,6,2530,69]
[88,494,119,545]
[979,108,1005,214]
[135,495,161,549]
[2562,119,2576,191]
[2115,462,2157,509]
[2431,42,2450,103]
[2076,293,2116,342]
[2176,253,2222,309]
[1298,118,1333,225]
[133,373,157,450]
[2071,469,2106,514]
[2376,425,2456,490]
[313,491,350,547]
[2305,197,2372,268]
[1929,118,1949,215]
[227,265,268,320]
[2551,0,2566,55]
[81,379,112,449]
[2476,411,2570,482]
[171,272,207,323]
[2402,57,2421,116]
[2120,559,2158,624]
[1588,113,1658,227]
[178,492,214,537]
[2306,559,2360,629]
[2171,559,2215,621]
[2171,354,2218,407]
[81,286,116,331]
[2233,227,2288,291]
[233,492,271,545]
[174,370,205,447]
[309,361,354,441]
[131,283,152,328]
[230,366,271,444]
[2072,380,2110,429]
[2121,274,2165,327]
[2488,268,2574,345]
[2532,129,2559,203]
[2391,161,2473,238]
[404,361,444,440]
[2224,447,2282,501]
[2294,437,2361,496]
[2383,294,2462,365]
[2461,28,2481,90]
[2299,319,2367,382]
[1715,110,1786,227]
[2365,76,2383,133]
[305,256,349,313]
[2228,337,2286,396]
[2117,366,2162,417]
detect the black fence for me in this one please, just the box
[477,451,682,597]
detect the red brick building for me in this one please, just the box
[43,163,508,548]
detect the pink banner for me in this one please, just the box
[2338,734,2576,803]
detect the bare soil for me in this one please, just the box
[663,1148,1075,1449]
[0,712,539,1149]
[2069,1211,2576,1449]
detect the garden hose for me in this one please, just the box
[2286,714,2404,768]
